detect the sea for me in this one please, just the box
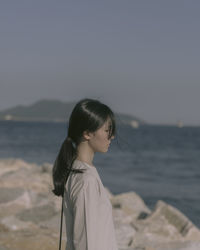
[0,120,199,228]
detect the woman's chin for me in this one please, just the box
[103,147,109,153]
[96,146,109,153]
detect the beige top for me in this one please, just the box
[63,159,118,250]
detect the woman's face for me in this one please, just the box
[88,119,115,153]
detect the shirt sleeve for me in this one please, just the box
[72,176,101,250]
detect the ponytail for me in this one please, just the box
[52,137,85,197]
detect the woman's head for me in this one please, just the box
[52,98,116,197]
[67,98,116,151]
[81,116,115,153]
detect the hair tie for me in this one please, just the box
[66,136,76,148]
[66,136,73,143]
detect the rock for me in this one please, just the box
[150,240,200,250]
[0,227,62,250]
[0,245,8,250]
[110,191,151,220]
[113,207,135,224]
[0,187,24,204]
[0,190,33,219]
[185,226,200,241]
[1,215,38,231]
[16,202,57,224]
[145,200,200,240]
[129,200,200,249]
[115,221,136,249]
[40,162,52,173]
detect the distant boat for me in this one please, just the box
[4,114,13,120]
[130,120,139,128]
[177,120,183,128]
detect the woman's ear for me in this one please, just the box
[82,130,92,141]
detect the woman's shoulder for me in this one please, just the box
[71,160,98,181]
[66,163,98,193]
[71,169,98,189]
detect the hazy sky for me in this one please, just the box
[0,0,200,125]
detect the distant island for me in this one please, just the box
[0,99,147,127]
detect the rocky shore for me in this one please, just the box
[0,158,200,250]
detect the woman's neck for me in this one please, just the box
[76,141,94,166]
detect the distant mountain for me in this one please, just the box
[0,99,147,126]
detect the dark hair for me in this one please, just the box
[52,98,116,197]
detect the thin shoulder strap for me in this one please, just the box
[59,193,64,250]
[58,170,73,250]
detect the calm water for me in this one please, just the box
[0,120,199,228]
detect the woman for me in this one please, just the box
[52,98,118,250]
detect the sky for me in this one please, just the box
[0,0,200,125]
